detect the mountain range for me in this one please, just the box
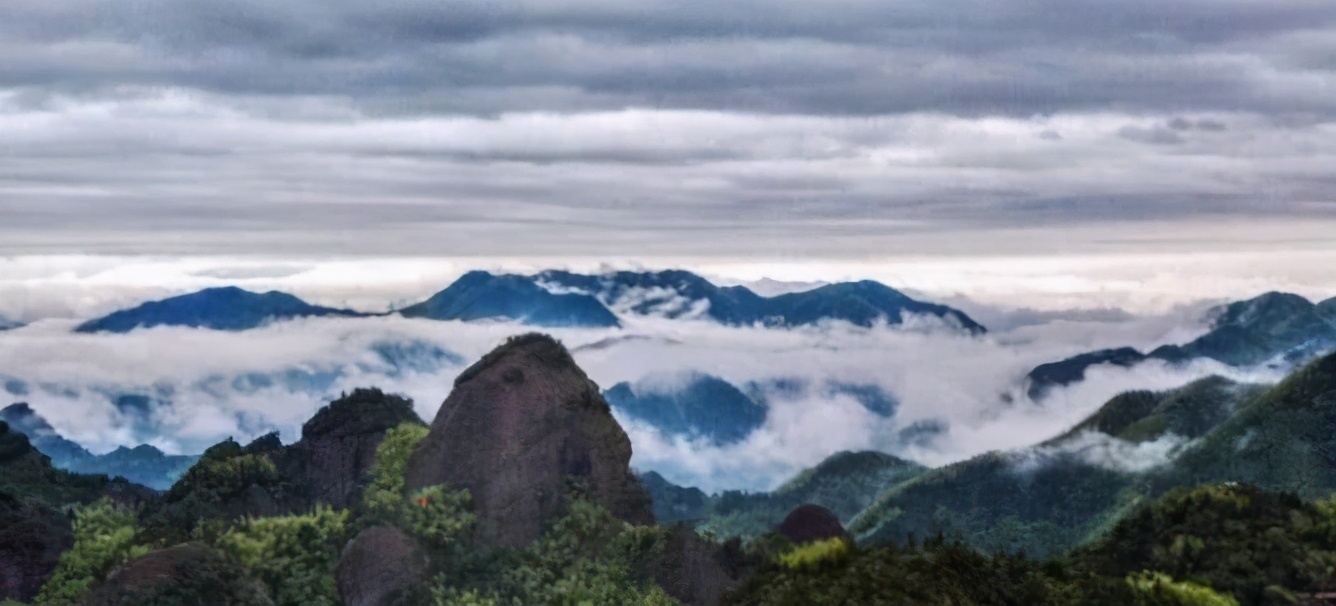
[604,372,902,447]
[6,332,1336,604]
[1025,291,1336,400]
[0,403,197,490]
[536,269,986,332]
[0,315,21,331]
[75,286,366,333]
[642,350,1336,566]
[69,269,985,334]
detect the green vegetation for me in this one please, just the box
[777,537,849,570]
[216,507,349,606]
[138,438,286,545]
[668,450,925,540]
[36,499,149,605]
[362,422,430,523]
[728,482,1336,606]
[1125,572,1240,606]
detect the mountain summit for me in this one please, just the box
[405,333,653,548]
[1026,291,1336,399]
[76,286,364,333]
[536,269,986,332]
[399,271,621,328]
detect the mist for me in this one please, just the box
[0,283,1291,493]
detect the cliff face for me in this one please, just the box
[405,333,653,549]
[0,492,73,603]
[277,388,424,510]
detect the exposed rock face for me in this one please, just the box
[336,525,429,606]
[81,543,273,606]
[0,492,73,603]
[777,504,851,545]
[405,333,653,549]
[278,388,424,509]
[655,527,748,606]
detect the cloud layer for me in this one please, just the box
[1,0,1334,256]
[0,293,1289,492]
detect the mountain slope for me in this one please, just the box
[76,286,364,333]
[848,376,1265,558]
[604,373,768,445]
[1,403,198,490]
[535,269,986,333]
[400,270,620,328]
[1026,292,1336,399]
[643,450,926,540]
[0,315,21,331]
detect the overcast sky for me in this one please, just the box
[2,0,1335,258]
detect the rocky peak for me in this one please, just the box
[301,388,420,441]
[406,333,653,549]
[282,389,425,510]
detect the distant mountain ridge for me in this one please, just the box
[1026,292,1336,399]
[0,403,197,490]
[0,315,21,331]
[70,269,984,333]
[399,270,621,328]
[76,286,365,333]
[847,358,1332,559]
[640,450,926,539]
[536,269,986,332]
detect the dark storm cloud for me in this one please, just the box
[2,0,1335,117]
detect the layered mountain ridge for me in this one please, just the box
[1026,291,1336,400]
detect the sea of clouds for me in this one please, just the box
[0,254,1326,493]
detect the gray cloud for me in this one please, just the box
[0,0,1334,256]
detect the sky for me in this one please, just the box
[3,1,1336,492]
[2,0,1335,260]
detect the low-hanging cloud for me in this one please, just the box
[0,265,1307,492]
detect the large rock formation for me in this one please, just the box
[405,333,653,549]
[138,389,422,542]
[0,492,73,603]
[776,504,851,545]
[81,543,273,606]
[655,527,748,606]
[277,388,424,509]
[336,525,429,606]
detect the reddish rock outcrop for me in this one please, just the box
[776,504,851,545]
[405,333,653,549]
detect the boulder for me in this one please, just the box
[406,333,653,549]
[655,527,748,606]
[0,492,73,603]
[81,543,272,606]
[336,525,429,606]
[776,504,851,545]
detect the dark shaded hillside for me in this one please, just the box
[400,270,620,327]
[641,450,926,541]
[1026,291,1336,399]
[0,422,153,603]
[1146,351,1336,498]
[535,269,986,333]
[75,286,364,333]
[727,483,1336,606]
[605,374,768,445]
[849,375,1266,558]
[137,387,423,544]
[1,403,197,490]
